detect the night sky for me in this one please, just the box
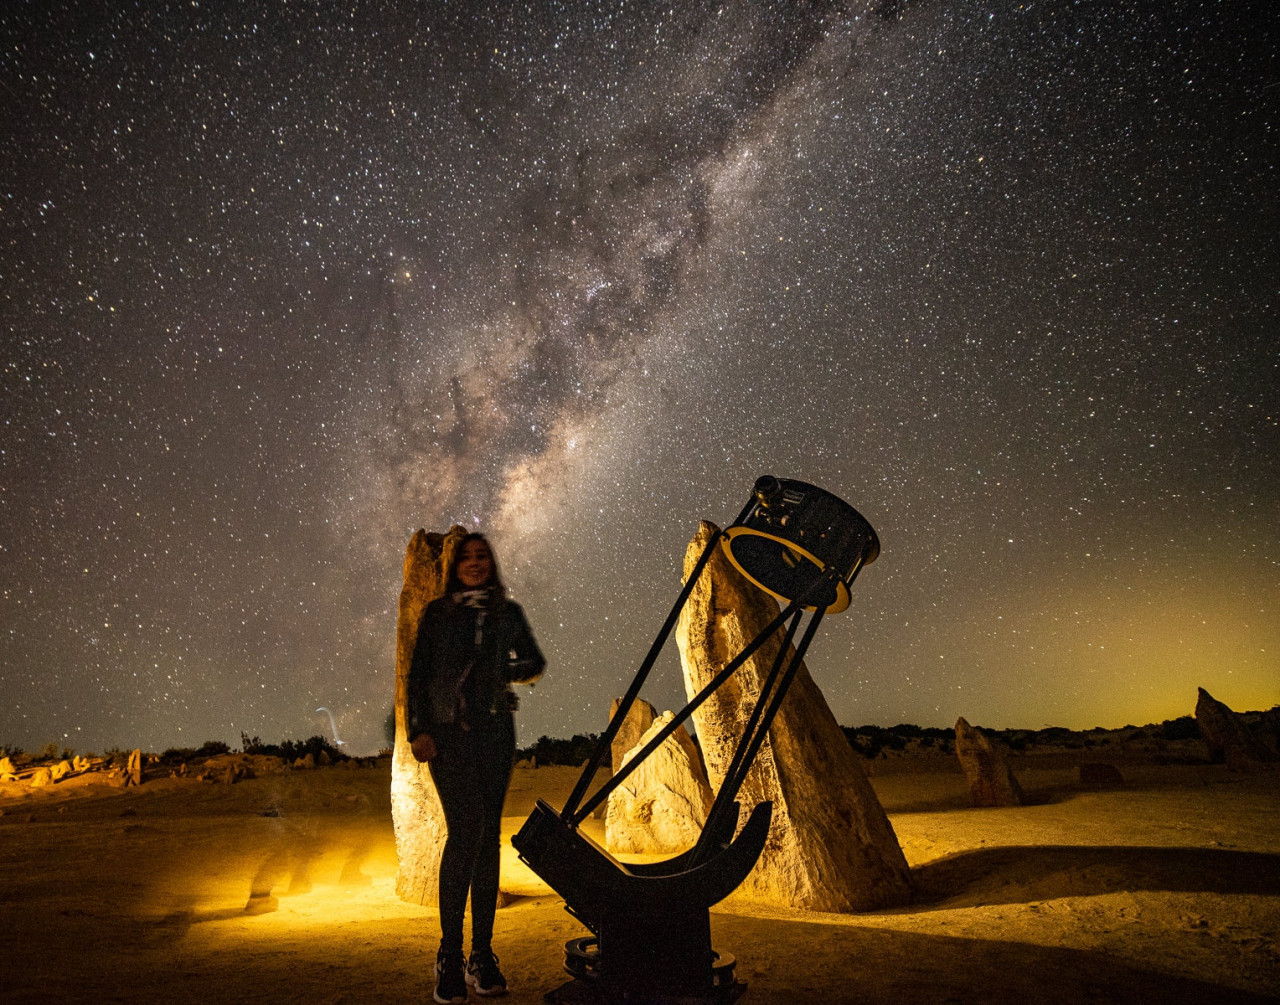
[3,1,1276,756]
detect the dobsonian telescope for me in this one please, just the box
[513,476,880,1002]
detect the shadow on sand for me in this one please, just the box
[908,844,1280,907]
[716,913,1278,1004]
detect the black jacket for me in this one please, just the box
[407,594,544,736]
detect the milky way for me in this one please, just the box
[2,1,1276,754]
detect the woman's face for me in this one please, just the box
[456,539,494,589]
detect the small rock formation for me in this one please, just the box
[392,526,466,906]
[30,767,53,787]
[1078,762,1125,787]
[954,718,1024,807]
[675,521,912,912]
[72,755,90,773]
[609,697,658,775]
[295,753,317,770]
[0,755,17,780]
[606,711,713,855]
[126,749,143,787]
[223,762,254,784]
[1196,688,1278,771]
[50,760,72,781]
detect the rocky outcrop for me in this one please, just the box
[954,718,1024,806]
[674,521,912,912]
[392,526,465,906]
[126,749,143,787]
[609,697,658,775]
[606,711,713,855]
[1196,688,1278,771]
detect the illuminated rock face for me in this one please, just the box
[954,717,1024,807]
[1196,687,1278,771]
[126,749,142,786]
[675,521,912,912]
[392,526,466,905]
[605,711,713,855]
[609,696,657,775]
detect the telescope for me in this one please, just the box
[512,476,879,1001]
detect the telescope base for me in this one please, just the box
[546,937,746,1004]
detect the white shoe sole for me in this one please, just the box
[466,972,508,997]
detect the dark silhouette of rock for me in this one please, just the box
[1196,688,1278,771]
[955,717,1024,806]
[1079,762,1125,787]
[675,521,912,912]
[391,526,465,906]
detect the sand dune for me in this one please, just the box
[1,759,1276,1002]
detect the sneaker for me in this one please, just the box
[466,949,508,997]
[434,948,467,1004]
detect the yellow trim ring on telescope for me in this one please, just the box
[720,526,854,614]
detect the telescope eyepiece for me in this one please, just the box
[753,475,783,508]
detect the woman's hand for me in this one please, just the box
[410,733,437,763]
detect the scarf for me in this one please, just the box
[452,588,491,609]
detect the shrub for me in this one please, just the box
[842,725,908,758]
[516,733,600,767]
[1159,716,1200,741]
[160,747,198,764]
[241,732,347,762]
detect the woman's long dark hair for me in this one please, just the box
[443,532,508,600]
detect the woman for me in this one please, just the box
[407,533,544,1003]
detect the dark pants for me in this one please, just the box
[428,714,515,955]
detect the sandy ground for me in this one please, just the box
[2,758,1277,1003]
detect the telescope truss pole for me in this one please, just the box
[560,499,755,822]
[567,565,838,829]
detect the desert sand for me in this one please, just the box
[2,756,1277,1003]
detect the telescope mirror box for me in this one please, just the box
[722,475,879,614]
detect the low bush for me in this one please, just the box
[240,732,347,762]
[516,733,600,767]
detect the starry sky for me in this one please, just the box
[3,1,1277,756]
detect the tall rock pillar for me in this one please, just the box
[675,520,912,912]
[392,526,466,904]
